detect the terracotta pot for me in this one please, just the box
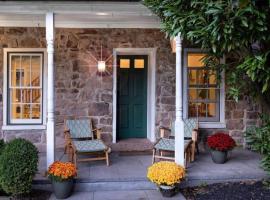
[159,185,176,197]
[52,179,74,199]
[211,150,228,164]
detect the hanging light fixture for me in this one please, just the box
[97,60,106,73]
[97,45,107,73]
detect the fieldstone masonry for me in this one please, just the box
[0,27,262,153]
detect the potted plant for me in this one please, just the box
[207,132,236,164]
[48,161,77,199]
[147,161,185,197]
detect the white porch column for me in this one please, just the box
[46,12,55,168]
[175,34,185,166]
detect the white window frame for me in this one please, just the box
[183,48,226,128]
[2,48,47,130]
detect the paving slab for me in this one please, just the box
[50,190,186,200]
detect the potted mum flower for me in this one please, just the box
[48,161,77,199]
[147,161,185,197]
[207,132,236,164]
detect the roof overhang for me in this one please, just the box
[0,1,161,28]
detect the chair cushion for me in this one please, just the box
[73,140,107,153]
[154,138,192,152]
[170,118,197,138]
[66,119,93,139]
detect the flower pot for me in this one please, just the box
[211,150,228,164]
[52,179,74,199]
[159,185,176,197]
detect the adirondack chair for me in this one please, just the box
[64,117,110,167]
[152,118,198,166]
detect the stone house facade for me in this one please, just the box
[0,27,261,153]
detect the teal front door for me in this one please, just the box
[117,55,148,139]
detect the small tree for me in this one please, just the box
[143,0,270,108]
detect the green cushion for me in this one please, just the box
[73,140,107,153]
[66,119,93,139]
[154,138,192,152]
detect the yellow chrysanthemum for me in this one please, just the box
[147,161,185,186]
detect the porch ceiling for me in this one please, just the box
[0,1,160,28]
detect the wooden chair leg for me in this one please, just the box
[191,142,195,162]
[152,149,156,164]
[105,151,109,166]
[73,152,77,169]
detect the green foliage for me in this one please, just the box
[0,138,38,196]
[245,115,270,174]
[0,139,5,155]
[143,0,270,104]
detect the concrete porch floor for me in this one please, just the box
[36,148,268,191]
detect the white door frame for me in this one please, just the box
[112,48,157,143]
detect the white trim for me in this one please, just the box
[112,48,157,143]
[2,125,46,131]
[183,48,226,129]
[2,48,47,130]
[0,2,160,29]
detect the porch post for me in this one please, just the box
[46,12,55,168]
[175,34,185,166]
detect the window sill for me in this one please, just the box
[199,122,226,129]
[2,125,46,131]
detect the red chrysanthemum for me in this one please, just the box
[207,132,236,151]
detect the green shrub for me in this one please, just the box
[0,139,5,154]
[0,138,38,196]
[245,114,270,174]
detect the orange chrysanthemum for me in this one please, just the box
[48,161,77,180]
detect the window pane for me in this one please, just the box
[188,70,196,85]
[10,89,21,103]
[21,89,31,103]
[32,89,41,103]
[197,89,208,100]
[207,103,216,117]
[120,59,130,69]
[134,59,144,69]
[31,56,41,86]
[197,70,208,85]
[21,104,31,119]
[189,89,197,100]
[32,104,41,119]
[21,56,31,87]
[198,103,207,117]
[188,53,206,67]
[188,103,198,117]
[11,104,21,119]
[209,70,217,85]
[11,56,21,87]
[209,89,216,100]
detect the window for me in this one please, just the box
[184,50,225,128]
[3,49,47,128]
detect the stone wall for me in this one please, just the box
[0,27,262,153]
[0,27,176,152]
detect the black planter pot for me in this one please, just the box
[159,185,176,197]
[52,179,74,199]
[211,150,228,164]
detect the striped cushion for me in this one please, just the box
[73,140,107,153]
[154,138,192,151]
[66,119,93,139]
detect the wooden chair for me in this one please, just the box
[152,118,199,166]
[64,117,110,167]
